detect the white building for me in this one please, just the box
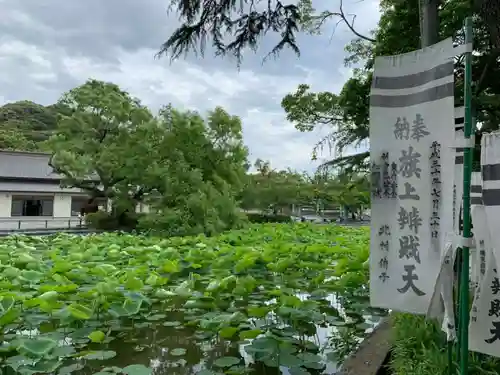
[0,150,147,231]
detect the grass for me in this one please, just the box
[391,313,500,375]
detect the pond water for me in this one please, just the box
[5,292,386,375]
[1,225,380,375]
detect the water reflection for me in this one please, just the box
[67,291,386,375]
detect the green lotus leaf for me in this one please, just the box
[58,363,85,374]
[170,348,187,356]
[122,364,153,375]
[81,350,117,360]
[19,337,58,357]
[213,356,241,368]
[68,303,93,320]
[88,330,106,343]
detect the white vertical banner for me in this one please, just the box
[469,252,500,356]
[469,131,500,356]
[470,172,491,291]
[481,131,500,264]
[369,38,456,314]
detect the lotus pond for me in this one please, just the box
[0,223,385,375]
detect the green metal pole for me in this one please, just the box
[456,247,462,362]
[459,16,474,375]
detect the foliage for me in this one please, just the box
[136,105,249,236]
[45,79,249,237]
[157,0,384,65]
[280,0,500,172]
[245,213,292,223]
[0,101,70,148]
[0,224,378,375]
[240,159,369,216]
[158,0,301,65]
[0,128,38,151]
[85,211,145,231]
[46,79,158,206]
[281,81,370,173]
[391,313,500,374]
[241,159,309,213]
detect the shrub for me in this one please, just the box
[391,313,500,375]
[246,213,292,223]
[85,211,144,231]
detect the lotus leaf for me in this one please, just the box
[0,224,376,375]
[170,348,187,356]
[122,364,153,375]
[18,337,58,357]
[213,356,241,368]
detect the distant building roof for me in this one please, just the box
[0,150,62,181]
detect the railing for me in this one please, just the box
[0,217,86,232]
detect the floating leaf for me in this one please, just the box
[31,359,62,373]
[297,353,323,369]
[52,346,76,357]
[81,350,117,360]
[122,364,153,375]
[146,314,166,321]
[289,367,311,375]
[213,356,240,368]
[163,321,181,327]
[19,337,58,356]
[58,363,85,374]
[170,348,187,356]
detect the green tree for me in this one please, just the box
[240,159,307,213]
[282,0,500,173]
[0,128,38,151]
[46,79,158,210]
[0,100,69,149]
[48,79,250,235]
[281,80,370,173]
[157,0,379,64]
[139,106,249,236]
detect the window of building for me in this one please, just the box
[70,197,87,216]
[11,196,54,217]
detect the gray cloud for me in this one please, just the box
[0,0,379,172]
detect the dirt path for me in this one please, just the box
[336,317,393,375]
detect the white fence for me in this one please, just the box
[0,217,85,231]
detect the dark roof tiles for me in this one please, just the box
[0,150,62,180]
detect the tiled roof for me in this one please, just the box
[0,150,62,180]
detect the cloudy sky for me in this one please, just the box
[0,0,380,172]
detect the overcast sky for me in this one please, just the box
[0,0,380,172]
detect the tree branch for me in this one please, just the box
[309,0,375,43]
[49,154,105,198]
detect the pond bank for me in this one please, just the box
[337,317,393,375]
